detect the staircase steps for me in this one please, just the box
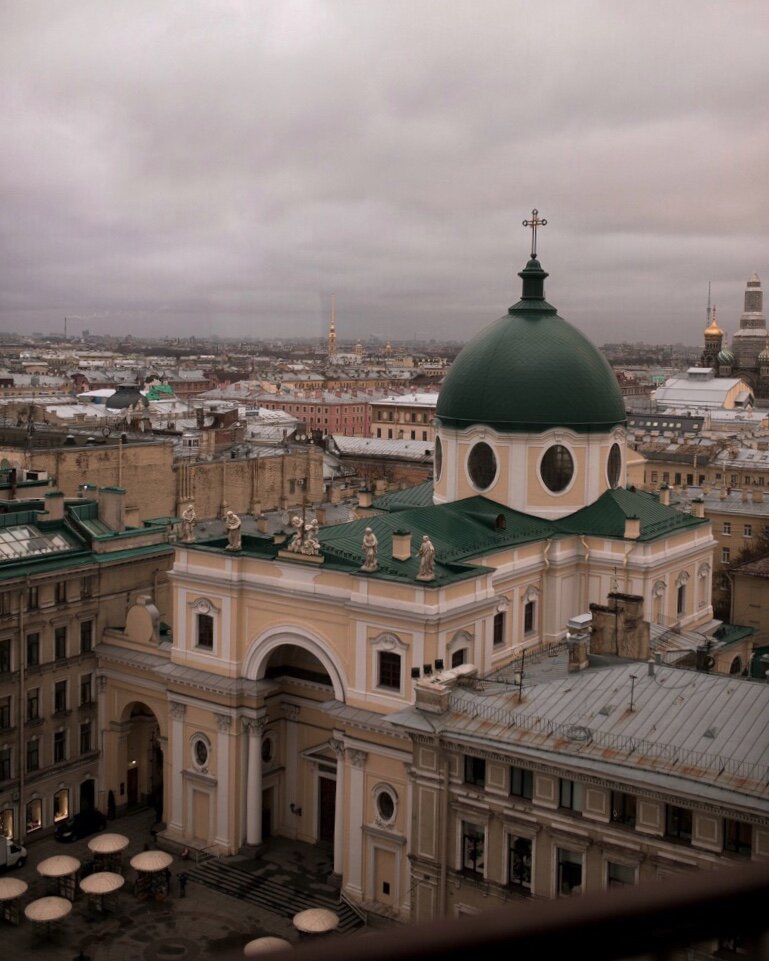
[186,859,364,934]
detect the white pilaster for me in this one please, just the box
[169,701,186,833]
[347,749,367,896]
[245,718,265,846]
[214,713,232,848]
[331,737,345,875]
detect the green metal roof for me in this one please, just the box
[372,481,434,512]
[436,257,626,434]
[555,488,707,541]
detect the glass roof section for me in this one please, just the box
[0,525,73,559]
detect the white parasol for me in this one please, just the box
[37,855,80,878]
[130,850,173,873]
[243,936,292,957]
[88,833,130,855]
[0,877,27,901]
[80,872,125,895]
[24,896,73,923]
[292,908,339,934]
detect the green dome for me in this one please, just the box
[717,348,735,365]
[437,258,626,433]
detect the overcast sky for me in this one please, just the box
[2,1,768,346]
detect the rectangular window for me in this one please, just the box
[80,674,92,706]
[462,821,485,876]
[610,791,636,827]
[81,576,94,598]
[0,747,10,780]
[650,471,658,483]
[524,600,535,634]
[27,586,38,610]
[722,547,731,564]
[26,632,40,667]
[557,847,583,896]
[55,581,67,604]
[80,722,92,755]
[26,739,39,772]
[54,788,69,821]
[744,524,753,537]
[378,651,401,691]
[508,836,532,890]
[80,620,93,654]
[0,593,9,616]
[27,688,39,721]
[723,818,752,857]
[510,766,533,800]
[0,638,9,673]
[0,695,10,730]
[559,778,585,814]
[665,805,693,843]
[54,680,67,714]
[54,626,67,661]
[686,474,694,486]
[674,473,681,486]
[607,861,636,888]
[493,611,505,647]
[464,755,486,787]
[722,522,731,535]
[54,730,66,763]
[662,472,669,483]
[196,613,214,650]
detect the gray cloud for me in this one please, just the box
[2,0,768,345]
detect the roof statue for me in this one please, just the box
[360,527,379,573]
[181,503,197,543]
[416,535,436,581]
[224,510,242,551]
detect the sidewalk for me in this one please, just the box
[2,809,300,961]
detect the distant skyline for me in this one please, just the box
[2,2,768,346]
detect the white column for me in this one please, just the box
[95,675,107,804]
[331,738,345,875]
[169,701,186,833]
[347,749,367,897]
[245,719,264,846]
[282,703,300,834]
[214,713,232,848]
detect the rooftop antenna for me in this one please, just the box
[706,282,712,326]
[64,316,68,342]
[629,674,638,712]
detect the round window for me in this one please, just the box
[607,442,622,489]
[376,791,395,822]
[540,444,574,493]
[434,435,443,482]
[193,739,208,767]
[467,442,497,490]
[261,738,273,764]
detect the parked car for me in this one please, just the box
[54,809,107,843]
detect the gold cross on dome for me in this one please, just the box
[522,208,547,258]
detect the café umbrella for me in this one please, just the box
[88,833,129,855]
[80,872,125,896]
[243,936,292,957]
[129,850,173,873]
[25,896,72,923]
[37,855,80,878]
[0,877,27,901]
[292,908,339,934]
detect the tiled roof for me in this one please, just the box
[556,488,706,541]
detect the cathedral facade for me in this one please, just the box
[95,243,737,921]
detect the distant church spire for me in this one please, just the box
[328,294,337,359]
[707,281,712,326]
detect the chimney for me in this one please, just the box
[315,507,327,525]
[44,490,65,521]
[256,514,269,534]
[357,489,372,508]
[719,486,727,500]
[659,485,671,506]
[392,530,412,561]
[691,498,705,518]
[742,488,749,503]
[99,486,126,532]
[624,516,641,539]
[566,613,592,673]
[752,488,763,503]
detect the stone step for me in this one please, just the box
[186,859,364,934]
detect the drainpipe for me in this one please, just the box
[579,535,591,609]
[623,542,634,592]
[17,583,26,843]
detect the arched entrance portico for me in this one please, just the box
[241,629,348,865]
[116,702,164,819]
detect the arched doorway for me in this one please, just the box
[119,702,164,819]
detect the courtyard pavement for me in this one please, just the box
[1,809,340,961]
